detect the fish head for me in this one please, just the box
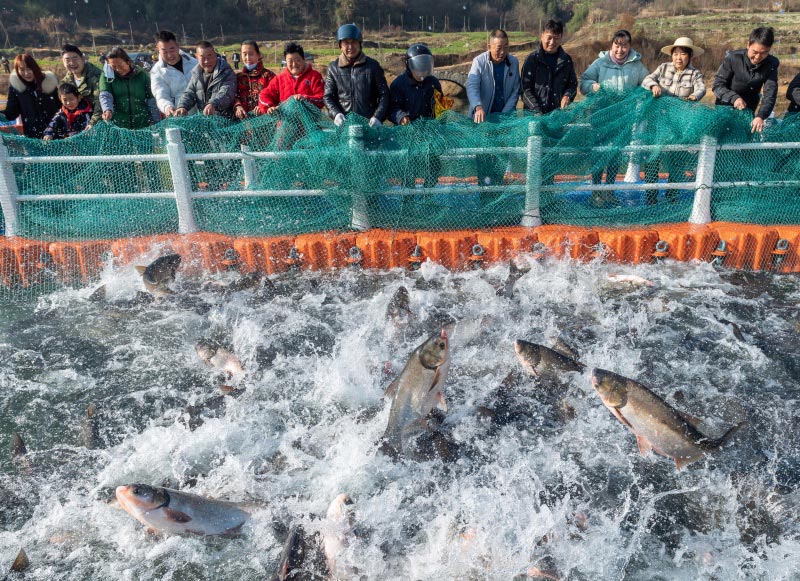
[514,339,542,376]
[195,340,217,362]
[116,483,169,517]
[142,254,182,293]
[591,368,628,408]
[418,330,449,369]
[326,493,353,519]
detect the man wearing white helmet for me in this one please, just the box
[324,23,389,127]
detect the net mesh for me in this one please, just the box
[0,88,799,293]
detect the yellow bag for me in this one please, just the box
[433,89,454,118]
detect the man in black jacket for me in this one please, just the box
[713,27,779,133]
[520,19,577,114]
[324,23,389,127]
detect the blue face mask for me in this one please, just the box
[244,62,258,71]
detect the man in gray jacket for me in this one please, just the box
[467,29,520,123]
[151,30,197,117]
[175,41,236,118]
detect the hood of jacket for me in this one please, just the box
[10,70,58,94]
[597,49,643,65]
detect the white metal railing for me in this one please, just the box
[0,123,797,238]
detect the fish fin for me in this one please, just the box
[717,421,747,448]
[552,337,580,362]
[11,548,30,572]
[134,265,147,275]
[162,508,192,523]
[428,367,443,393]
[636,435,653,456]
[674,456,693,471]
[89,284,107,302]
[677,410,705,429]
[384,378,400,399]
[436,391,448,412]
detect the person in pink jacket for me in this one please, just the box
[258,42,324,114]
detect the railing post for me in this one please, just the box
[624,100,645,182]
[165,127,199,234]
[348,125,370,231]
[241,144,256,187]
[690,135,717,224]
[0,140,20,237]
[522,121,542,227]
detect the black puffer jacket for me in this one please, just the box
[787,72,800,113]
[324,52,389,121]
[388,71,442,125]
[520,45,577,114]
[1,71,60,138]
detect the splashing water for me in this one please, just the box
[0,258,798,579]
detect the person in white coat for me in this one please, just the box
[150,30,197,117]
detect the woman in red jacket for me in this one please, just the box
[233,40,275,119]
[258,42,324,114]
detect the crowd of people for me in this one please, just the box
[0,22,795,197]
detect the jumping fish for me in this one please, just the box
[195,340,245,377]
[80,404,102,449]
[268,525,327,581]
[386,286,413,327]
[321,494,357,579]
[591,368,743,470]
[514,339,585,379]
[115,484,250,536]
[606,273,654,287]
[135,254,181,297]
[496,260,526,298]
[381,330,450,457]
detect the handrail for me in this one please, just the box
[2,122,799,238]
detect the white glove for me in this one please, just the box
[334,113,346,127]
[369,116,381,128]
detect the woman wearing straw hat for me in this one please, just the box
[641,37,706,205]
[642,37,706,101]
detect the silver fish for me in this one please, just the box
[115,484,250,536]
[515,339,585,379]
[381,330,450,457]
[80,404,102,449]
[195,340,245,377]
[386,286,413,327]
[135,254,181,297]
[321,493,357,579]
[591,368,743,470]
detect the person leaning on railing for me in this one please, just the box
[520,19,577,115]
[580,29,649,208]
[0,53,60,139]
[641,37,706,205]
[42,83,93,141]
[258,42,324,114]
[712,26,779,134]
[466,29,520,188]
[61,44,103,126]
[174,40,237,118]
[150,30,198,118]
[324,23,389,128]
[99,46,160,129]
[232,40,275,119]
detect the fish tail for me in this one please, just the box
[717,421,747,448]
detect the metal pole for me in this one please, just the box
[165,127,199,233]
[521,122,542,227]
[624,101,645,182]
[241,145,256,187]
[690,135,717,224]
[0,140,20,237]
[348,125,370,231]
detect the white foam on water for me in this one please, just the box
[1,259,799,579]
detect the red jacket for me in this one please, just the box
[258,65,324,113]
[234,62,276,113]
